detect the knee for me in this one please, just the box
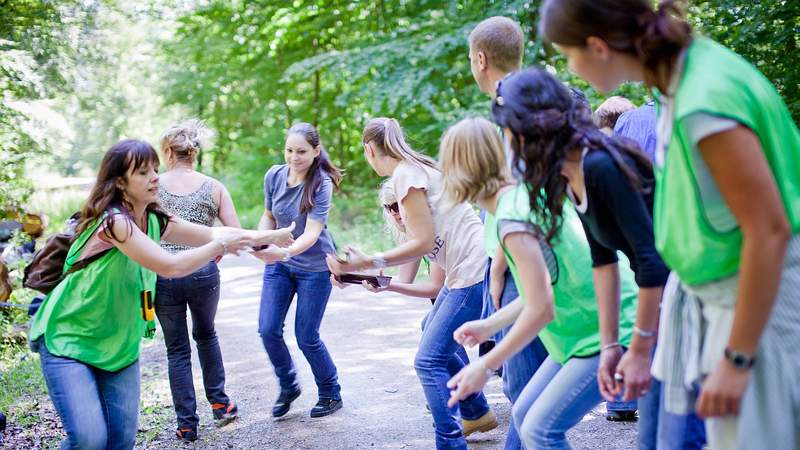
[511,401,527,435]
[192,326,218,344]
[67,422,107,450]
[413,349,444,375]
[519,413,559,449]
[258,319,283,342]
[296,331,322,353]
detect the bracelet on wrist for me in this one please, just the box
[633,326,657,338]
[215,238,228,255]
[601,342,622,351]
[477,358,495,378]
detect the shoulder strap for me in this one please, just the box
[64,247,113,276]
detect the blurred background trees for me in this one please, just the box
[1,0,798,226]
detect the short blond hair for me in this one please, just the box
[440,117,510,204]
[594,96,635,130]
[469,17,524,73]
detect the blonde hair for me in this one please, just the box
[440,117,510,203]
[362,118,438,171]
[594,96,635,129]
[161,118,215,164]
[379,180,405,244]
[469,16,525,73]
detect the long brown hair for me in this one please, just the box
[539,0,692,90]
[287,122,343,214]
[77,139,169,241]
[491,69,653,244]
[362,118,438,171]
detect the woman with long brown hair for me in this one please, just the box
[540,0,800,448]
[255,122,345,419]
[28,139,294,450]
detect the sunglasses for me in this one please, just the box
[383,202,399,214]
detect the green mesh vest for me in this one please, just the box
[493,185,638,364]
[29,211,160,371]
[654,37,800,286]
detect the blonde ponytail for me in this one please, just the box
[363,117,438,171]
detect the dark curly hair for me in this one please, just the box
[491,68,653,244]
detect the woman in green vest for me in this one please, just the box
[29,139,295,450]
[540,0,800,448]
[440,117,640,449]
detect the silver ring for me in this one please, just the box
[641,390,649,395]
[613,373,624,382]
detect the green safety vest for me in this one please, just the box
[493,185,638,364]
[655,37,800,286]
[29,211,160,371]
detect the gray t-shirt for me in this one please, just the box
[264,164,335,272]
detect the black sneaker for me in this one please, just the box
[176,428,198,443]
[272,388,302,418]
[310,398,342,418]
[606,410,638,422]
[212,401,239,427]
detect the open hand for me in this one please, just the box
[696,359,750,418]
[597,346,623,401]
[330,274,347,289]
[270,222,296,247]
[616,348,653,401]
[453,319,493,348]
[446,361,491,407]
[326,246,371,275]
[213,228,255,255]
[250,246,285,264]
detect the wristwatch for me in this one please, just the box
[372,252,387,269]
[724,348,755,370]
[280,248,292,262]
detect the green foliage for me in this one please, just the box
[689,1,800,121]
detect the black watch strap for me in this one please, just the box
[724,348,755,370]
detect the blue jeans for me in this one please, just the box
[638,378,706,450]
[422,298,489,423]
[513,355,604,450]
[38,339,139,450]
[416,282,489,450]
[156,261,230,430]
[258,262,340,399]
[482,262,549,450]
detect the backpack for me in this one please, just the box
[22,213,112,294]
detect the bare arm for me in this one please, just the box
[327,188,435,274]
[214,181,242,228]
[695,126,791,417]
[386,261,445,299]
[110,218,242,278]
[593,263,621,348]
[258,209,276,231]
[481,232,555,371]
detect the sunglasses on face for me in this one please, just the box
[383,202,399,214]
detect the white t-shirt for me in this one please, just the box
[391,161,486,289]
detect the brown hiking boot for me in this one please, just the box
[462,410,498,437]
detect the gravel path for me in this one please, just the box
[135,255,637,450]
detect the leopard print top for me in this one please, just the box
[158,179,217,253]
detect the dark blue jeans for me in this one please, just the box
[38,339,139,450]
[258,262,340,400]
[482,262,549,450]
[416,282,489,450]
[155,261,230,430]
[638,378,706,450]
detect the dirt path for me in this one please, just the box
[136,255,637,450]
